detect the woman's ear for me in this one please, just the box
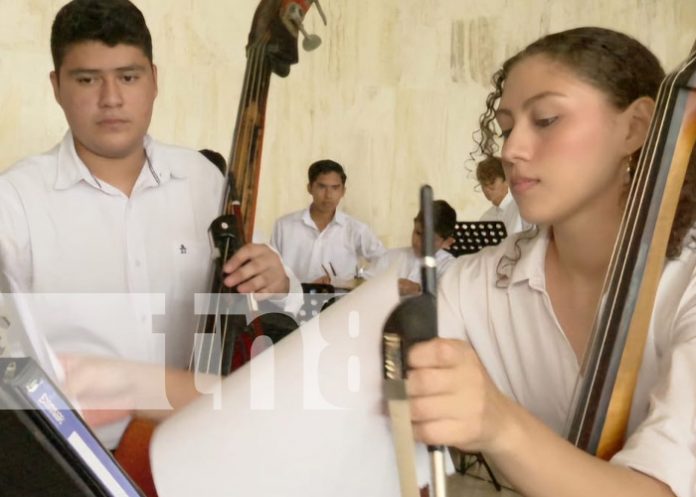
[622,96,655,156]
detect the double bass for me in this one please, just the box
[567,38,696,459]
[115,2,327,495]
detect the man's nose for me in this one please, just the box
[99,77,123,107]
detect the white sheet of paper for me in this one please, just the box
[151,269,432,497]
[0,288,64,383]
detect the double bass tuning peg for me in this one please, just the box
[287,2,323,52]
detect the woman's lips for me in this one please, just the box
[510,177,539,194]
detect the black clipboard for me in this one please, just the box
[0,357,145,497]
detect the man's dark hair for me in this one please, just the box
[51,0,153,72]
[415,200,457,239]
[308,159,347,185]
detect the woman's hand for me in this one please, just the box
[406,338,515,454]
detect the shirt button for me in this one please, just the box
[134,260,141,268]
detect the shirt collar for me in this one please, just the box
[53,132,185,192]
[498,191,513,210]
[301,207,346,229]
[54,131,101,190]
[143,136,188,181]
[506,226,549,290]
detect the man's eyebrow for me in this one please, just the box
[67,64,147,76]
[496,91,566,118]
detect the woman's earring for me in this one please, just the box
[624,156,635,184]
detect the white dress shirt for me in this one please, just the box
[0,131,228,365]
[270,208,386,282]
[439,227,696,497]
[363,247,455,284]
[0,132,301,446]
[480,191,531,235]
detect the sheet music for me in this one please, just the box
[151,268,433,497]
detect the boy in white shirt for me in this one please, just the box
[477,155,531,235]
[364,200,456,296]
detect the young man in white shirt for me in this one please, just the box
[477,155,531,235]
[363,200,457,296]
[270,159,386,284]
[0,0,297,444]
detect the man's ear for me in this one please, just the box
[151,63,159,98]
[622,96,655,156]
[50,71,62,106]
[306,182,312,195]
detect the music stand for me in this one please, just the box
[455,451,502,492]
[298,283,339,324]
[0,357,145,497]
[447,221,507,257]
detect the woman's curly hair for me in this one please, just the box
[472,27,694,284]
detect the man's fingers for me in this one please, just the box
[222,243,288,294]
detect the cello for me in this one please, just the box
[114,2,326,495]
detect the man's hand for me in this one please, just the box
[59,355,218,428]
[222,243,290,295]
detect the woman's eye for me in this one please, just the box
[499,128,512,139]
[535,116,558,128]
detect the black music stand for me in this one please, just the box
[455,451,502,491]
[0,358,145,497]
[447,221,507,257]
[298,283,339,324]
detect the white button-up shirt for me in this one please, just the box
[363,246,455,284]
[439,227,696,497]
[270,208,386,283]
[0,132,226,369]
[480,191,531,235]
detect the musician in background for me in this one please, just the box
[476,155,530,235]
[270,159,386,284]
[198,148,227,175]
[0,0,299,446]
[407,28,695,497]
[363,199,456,297]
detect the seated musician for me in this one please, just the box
[269,159,386,285]
[407,27,695,497]
[363,199,457,297]
[476,154,531,235]
[0,0,300,447]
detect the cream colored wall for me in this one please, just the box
[1,1,694,247]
